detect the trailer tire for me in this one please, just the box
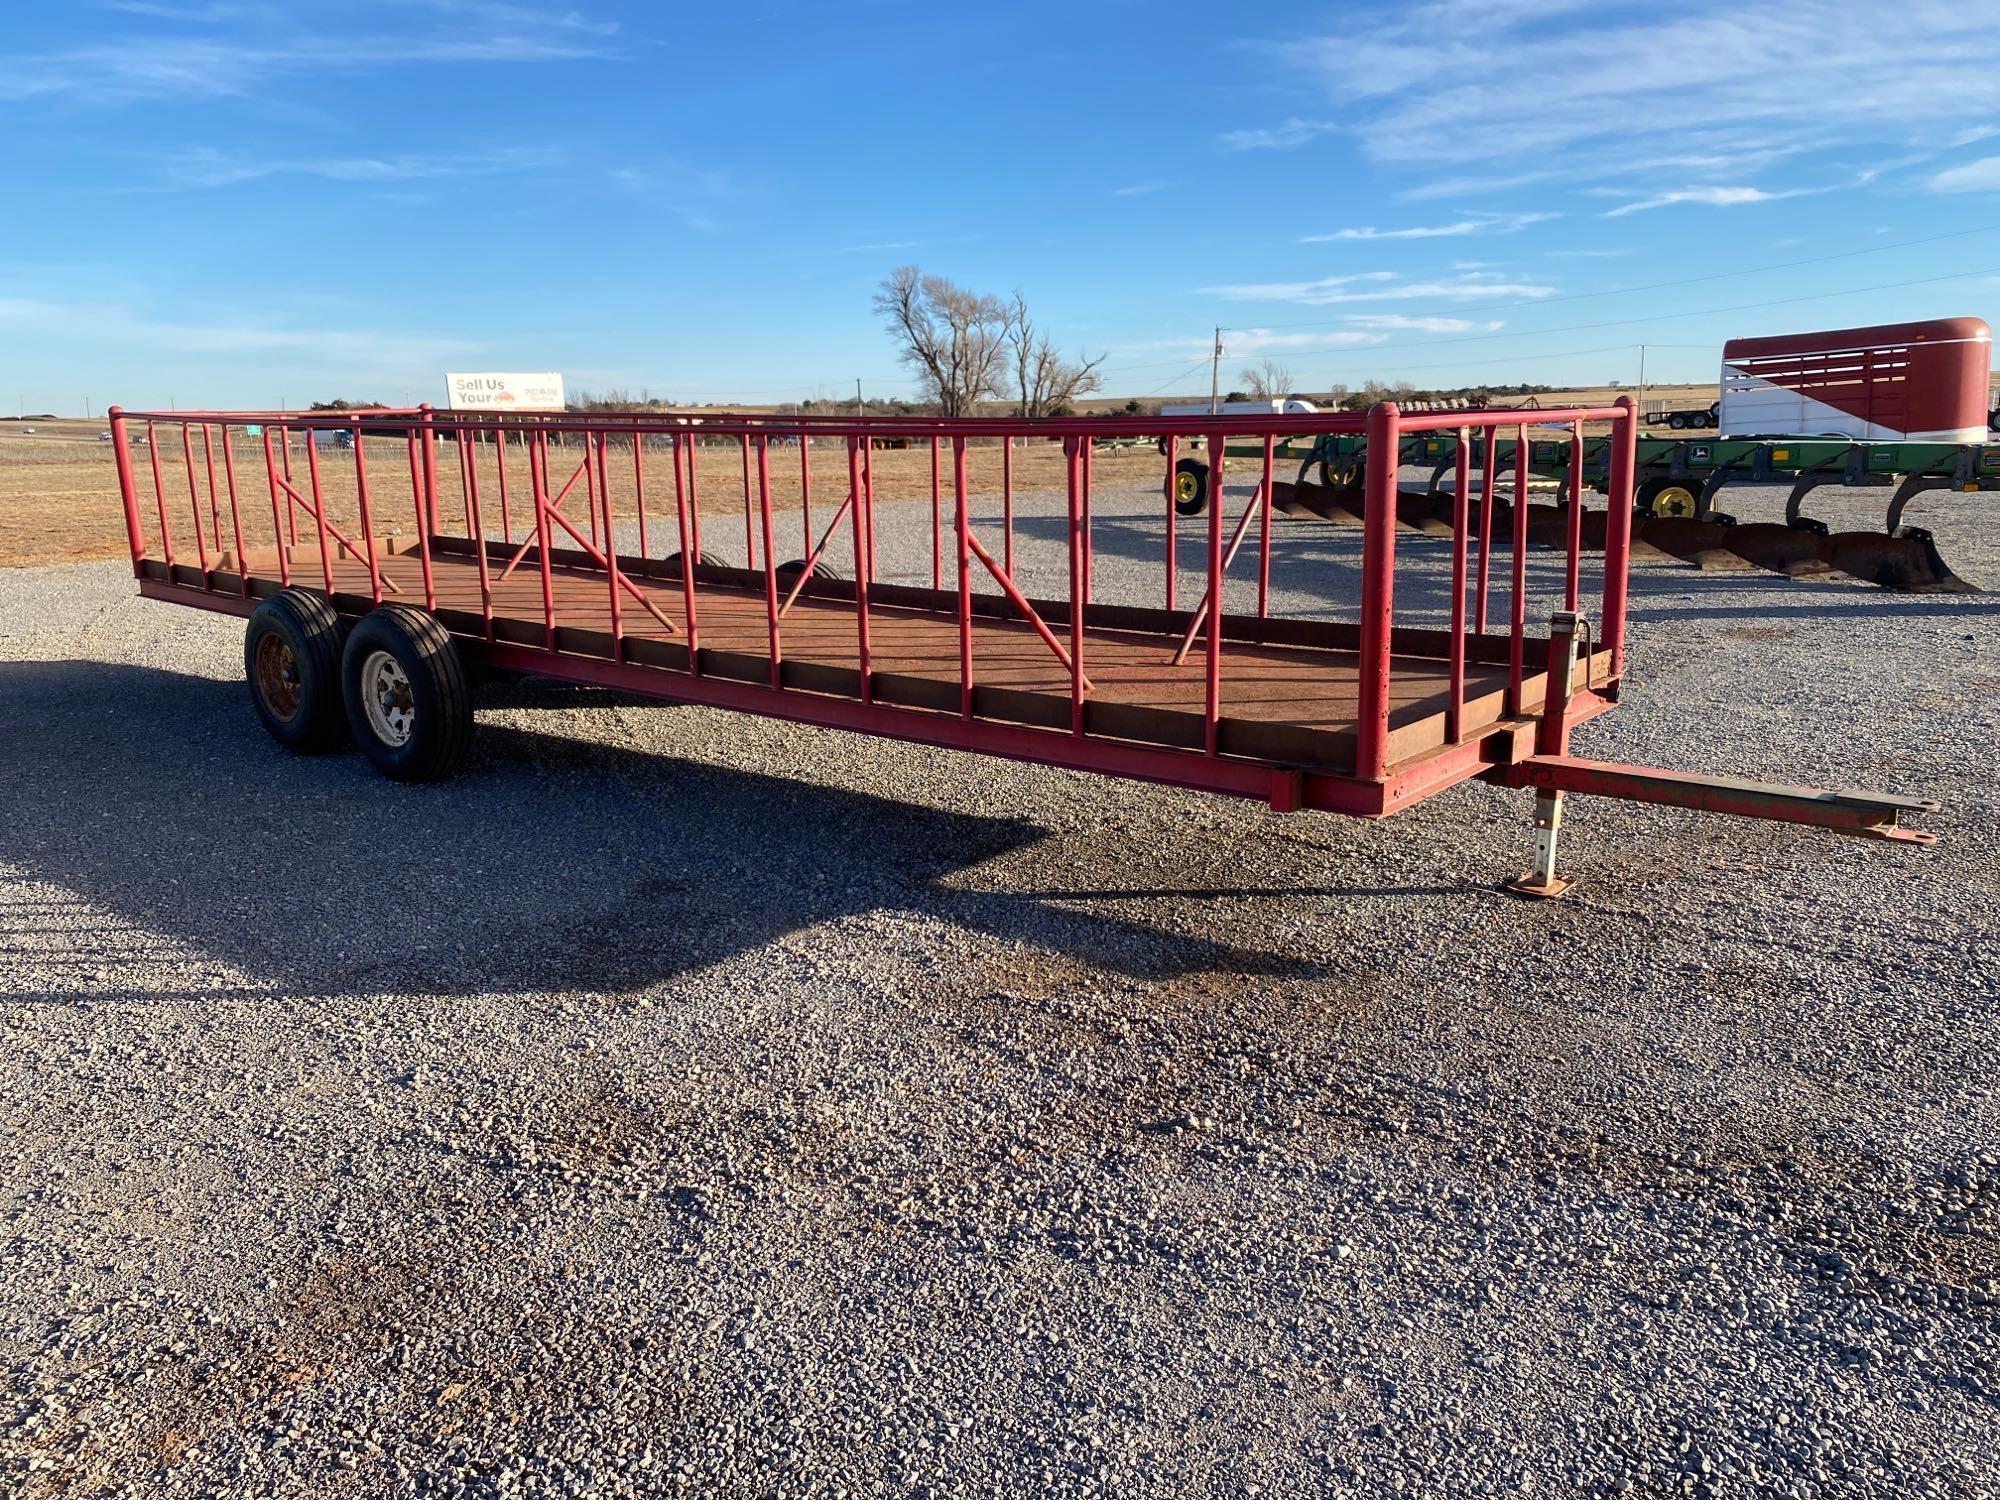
[244,589,346,754]
[776,557,849,585]
[342,605,473,782]
[663,550,724,577]
[1174,458,1209,516]
[1637,476,1700,520]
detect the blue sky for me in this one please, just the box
[7,0,2000,413]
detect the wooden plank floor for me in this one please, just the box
[229,539,1570,772]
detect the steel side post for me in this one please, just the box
[351,420,382,604]
[530,432,557,648]
[671,434,701,670]
[218,424,249,594]
[1355,402,1400,780]
[1163,435,1177,612]
[1512,610,1584,898]
[415,406,439,610]
[108,408,146,576]
[850,437,874,703]
[1203,431,1224,755]
[180,425,208,572]
[757,437,780,687]
[1476,429,1496,634]
[258,429,290,586]
[954,436,973,717]
[1257,434,1274,619]
[1602,397,1638,677]
[146,422,176,567]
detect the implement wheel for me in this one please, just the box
[341,605,473,782]
[1174,458,1209,517]
[244,589,346,753]
[776,557,849,584]
[1637,476,1700,520]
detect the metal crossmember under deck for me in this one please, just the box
[108,398,1939,887]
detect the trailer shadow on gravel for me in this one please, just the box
[0,660,1338,1002]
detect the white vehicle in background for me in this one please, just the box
[1159,397,1320,418]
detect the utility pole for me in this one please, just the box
[1209,328,1223,416]
[1636,344,1647,421]
[856,377,863,417]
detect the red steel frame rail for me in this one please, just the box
[107,397,1937,875]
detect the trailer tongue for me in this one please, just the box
[108,398,1937,894]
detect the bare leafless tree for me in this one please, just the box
[1003,291,1106,419]
[1239,359,1295,402]
[874,267,1010,417]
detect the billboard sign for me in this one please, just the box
[445,371,567,412]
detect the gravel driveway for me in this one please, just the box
[2,479,1995,1498]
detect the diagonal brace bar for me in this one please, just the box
[965,530,1093,690]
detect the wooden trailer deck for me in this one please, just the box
[141,534,1608,776]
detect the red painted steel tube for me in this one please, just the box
[1171,489,1265,667]
[756,436,781,688]
[1082,439,1095,605]
[497,453,591,582]
[278,426,297,547]
[200,425,223,554]
[1602,397,1638,676]
[777,490,855,618]
[303,423,334,594]
[1446,428,1470,743]
[145,421,175,566]
[849,436,874,704]
[413,408,439,611]
[1564,420,1584,611]
[954,436,973,717]
[1066,437,1085,736]
[452,416,474,540]
[1163,436,1177,612]
[1203,432,1224,756]
[1475,431,1496,634]
[218,424,249,595]
[633,431,651,559]
[582,429,601,552]
[964,530,1091,687]
[1354,403,1401,778]
[798,435,811,559]
[495,429,513,542]
[740,434,754,570]
[686,433,703,562]
[1508,422,1529,717]
[1002,435,1015,576]
[180,425,209,572]
[863,441,877,577]
[599,432,625,660]
[257,429,290,587]
[405,431,424,540]
[930,436,942,591]
[671,433,701,669]
[460,428,494,636]
[530,432,558,648]
[350,420,383,605]
[267,466,394,593]
[109,408,145,575]
[1256,435,1274,619]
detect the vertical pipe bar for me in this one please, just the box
[1564,420,1584,611]
[1256,433,1274,619]
[1602,397,1638,678]
[350,420,383,605]
[144,420,175,567]
[405,429,424,539]
[530,431,557,649]
[1082,437,1095,604]
[1476,429,1497,634]
[279,425,298,547]
[671,433,701,671]
[798,433,811,559]
[930,435,942,591]
[1203,431,1224,756]
[181,424,209,573]
[200,424,223,553]
[453,415,474,540]
[304,424,334,595]
[1066,437,1085,736]
[863,439,877,578]
[495,425,513,542]
[584,426,601,549]
[218,424,249,595]
[849,436,874,703]
[461,428,493,637]
[109,408,146,576]
[1355,402,1400,780]
[1163,435,1177,612]
[258,430,290,585]
[1446,426,1470,744]
[1508,423,1529,716]
[954,435,973,718]
[600,431,624,661]
[1002,434,1016,576]
[633,430,651,559]
[739,434,754,570]
[756,436,780,688]
[686,431,704,561]
[414,406,438,611]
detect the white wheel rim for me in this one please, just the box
[360,650,416,746]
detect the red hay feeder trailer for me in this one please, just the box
[107,399,1936,893]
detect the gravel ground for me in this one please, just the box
[1,476,1995,1498]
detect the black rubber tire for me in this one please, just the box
[775,557,849,584]
[244,588,346,753]
[1667,413,1686,430]
[662,550,725,577]
[1636,476,1701,520]
[1174,457,1209,517]
[341,605,473,782]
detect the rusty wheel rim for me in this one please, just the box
[253,632,302,722]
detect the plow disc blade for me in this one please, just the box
[1823,528,1976,593]
[1270,478,1363,525]
[1632,518,1975,591]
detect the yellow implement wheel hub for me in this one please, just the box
[1176,472,1200,504]
[1650,482,1698,519]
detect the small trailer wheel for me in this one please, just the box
[1173,458,1209,517]
[663,550,724,577]
[341,605,473,782]
[244,589,346,753]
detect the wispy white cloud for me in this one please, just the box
[1112,182,1165,198]
[1199,271,1556,306]
[1300,210,1554,242]
[1345,314,1505,333]
[0,295,480,367]
[1929,155,2000,193]
[1222,117,1338,151]
[161,145,561,188]
[1599,184,1805,217]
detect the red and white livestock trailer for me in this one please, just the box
[107,399,1936,895]
[1720,316,1992,442]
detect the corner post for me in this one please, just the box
[109,406,146,576]
[1511,610,1584,898]
[1355,400,1401,780]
